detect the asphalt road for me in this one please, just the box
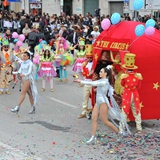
[0,41,160,160]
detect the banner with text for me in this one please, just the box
[94,37,130,51]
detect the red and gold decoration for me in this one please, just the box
[93,21,160,120]
[85,44,93,57]
[92,47,102,72]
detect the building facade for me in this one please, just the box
[9,0,125,16]
[9,0,158,18]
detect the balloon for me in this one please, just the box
[133,0,144,10]
[13,39,18,43]
[135,24,145,37]
[16,41,23,47]
[19,34,25,42]
[101,18,111,30]
[12,32,19,39]
[111,12,121,25]
[146,19,156,28]
[145,26,155,36]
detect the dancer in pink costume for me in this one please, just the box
[38,46,57,92]
[72,38,86,84]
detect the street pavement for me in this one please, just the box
[0,41,160,160]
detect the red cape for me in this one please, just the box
[93,21,160,120]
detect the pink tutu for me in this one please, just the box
[72,57,86,72]
[38,62,57,77]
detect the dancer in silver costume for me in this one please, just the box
[11,51,39,114]
[75,67,131,144]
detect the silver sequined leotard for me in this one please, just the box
[81,79,109,108]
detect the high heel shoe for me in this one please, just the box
[11,106,20,114]
[29,106,36,114]
[117,131,123,142]
[86,136,97,145]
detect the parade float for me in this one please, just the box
[92,10,160,120]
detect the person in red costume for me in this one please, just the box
[77,44,93,119]
[119,53,143,133]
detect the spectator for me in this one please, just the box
[4,29,13,43]
[22,23,31,42]
[39,18,45,31]
[91,26,100,44]
[12,16,19,32]
[85,34,92,44]
[19,15,26,34]
[28,27,38,56]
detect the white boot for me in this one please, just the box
[29,106,36,114]
[11,106,20,114]
[86,136,97,145]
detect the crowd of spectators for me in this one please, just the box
[0,9,160,54]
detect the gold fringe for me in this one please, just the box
[114,71,124,96]
[135,73,143,80]
[120,73,129,80]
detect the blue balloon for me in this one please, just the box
[146,19,156,28]
[133,0,144,10]
[13,39,18,43]
[135,24,145,37]
[111,12,121,25]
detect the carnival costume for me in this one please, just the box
[119,53,143,132]
[78,44,93,119]
[0,39,14,95]
[91,51,114,110]
[11,57,39,114]
[12,41,28,82]
[33,51,40,81]
[55,37,73,82]
[33,40,47,81]
[38,46,56,92]
[72,39,86,80]
[80,78,131,138]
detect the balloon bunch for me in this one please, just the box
[135,19,156,37]
[145,19,156,36]
[101,12,121,31]
[12,32,25,47]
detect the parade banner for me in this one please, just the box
[94,37,130,52]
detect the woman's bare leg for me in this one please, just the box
[100,103,119,133]
[27,87,34,106]
[18,80,30,106]
[91,105,99,135]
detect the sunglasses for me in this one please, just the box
[3,46,9,48]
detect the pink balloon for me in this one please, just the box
[12,32,19,39]
[101,18,111,30]
[16,41,23,47]
[145,26,155,36]
[19,34,25,42]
